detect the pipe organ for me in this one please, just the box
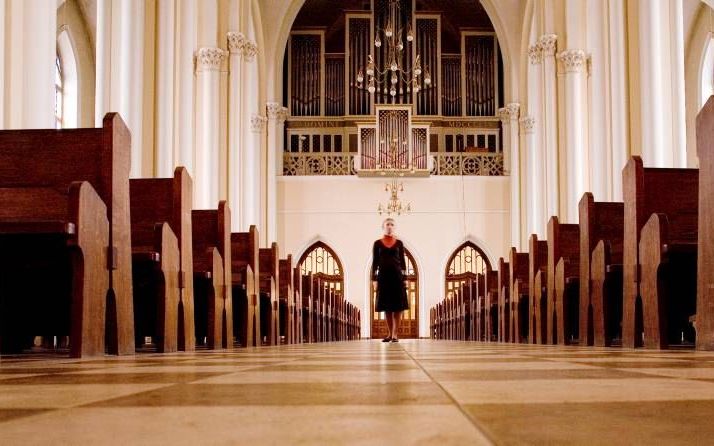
[289,33,322,117]
[284,0,505,177]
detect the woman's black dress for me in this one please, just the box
[372,239,409,312]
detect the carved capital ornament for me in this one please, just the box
[196,47,227,72]
[519,116,536,134]
[557,49,587,73]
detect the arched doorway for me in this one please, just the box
[444,241,491,296]
[297,241,344,291]
[444,242,491,339]
[371,246,419,339]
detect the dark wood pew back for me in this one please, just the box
[259,242,280,345]
[279,255,294,344]
[192,201,233,348]
[509,248,529,343]
[546,216,580,345]
[498,258,510,342]
[130,167,194,352]
[622,156,698,348]
[0,113,133,355]
[230,225,259,347]
[578,192,624,346]
[528,235,548,344]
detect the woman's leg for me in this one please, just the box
[383,312,392,339]
[392,311,402,339]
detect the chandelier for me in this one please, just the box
[356,0,432,98]
[377,138,412,216]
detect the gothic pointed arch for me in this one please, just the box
[444,241,491,296]
[297,241,345,292]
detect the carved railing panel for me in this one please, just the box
[283,153,357,176]
[432,152,503,176]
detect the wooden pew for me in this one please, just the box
[528,235,548,344]
[259,242,280,345]
[509,248,529,343]
[532,269,546,344]
[579,193,625,347]
[0,113,133,357]
[192,201,233,349]
[697,97,714,350]
[293,265,303,343]
[301,272,314,343]
[279,255,295,344]
[230,225,260,347]
[312,275,323,342]
[639,212,697,348]
[546,216,580,345]
[554,256,580,345]
[484,271,499,342]
[497,258,510,342]
[130,167,194,352]
[475,273,486,342]
[622,156,698,348]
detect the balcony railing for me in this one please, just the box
[431,152,504,176]
[282,152,504,176]
[283,153,357,176]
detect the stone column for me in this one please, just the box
[557,49,588,222]
[227,31,246,230]
[265,102,286,244]
[539,34,559,219]
[499,103,521,249]
[246,114,267,231]
[96,0,145,176]
[520,115,541,237]
[195,47,226,208]
[527,43,546,237]
[154,0,177,177]
[669,0,686,168]
[2,0,56,129]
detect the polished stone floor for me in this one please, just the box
[2,340,714,445]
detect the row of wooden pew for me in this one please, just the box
[431,96,714,350]
[0,114,360,358]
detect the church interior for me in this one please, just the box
[1,0,714,443]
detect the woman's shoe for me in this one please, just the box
[391,338,399,343]
[382,337,391,342]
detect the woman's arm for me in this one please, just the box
[399,242,407,275]
[371,241,379,280]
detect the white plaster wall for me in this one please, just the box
[277,175,511,338]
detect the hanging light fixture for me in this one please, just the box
[356,0,431,100]
[376,138,412,216]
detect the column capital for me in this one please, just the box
[538,34,558,57]
[557,49,587,73]
[528,44,543,65]
[196,47,227,72]
[243,40,258,62]
[227,31,247,54]
[227,32,257,62]
[250,114,267,133]
[519,116,536,134]
[266,102,282,120]
[279,106,289,123]
[498,103,520,123]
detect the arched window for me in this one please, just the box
[444,242,491,298]
[56,29,79,128]
[298,241,344,293]
[55,56,64,129]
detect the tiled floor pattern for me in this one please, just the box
[2,341,714,444]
